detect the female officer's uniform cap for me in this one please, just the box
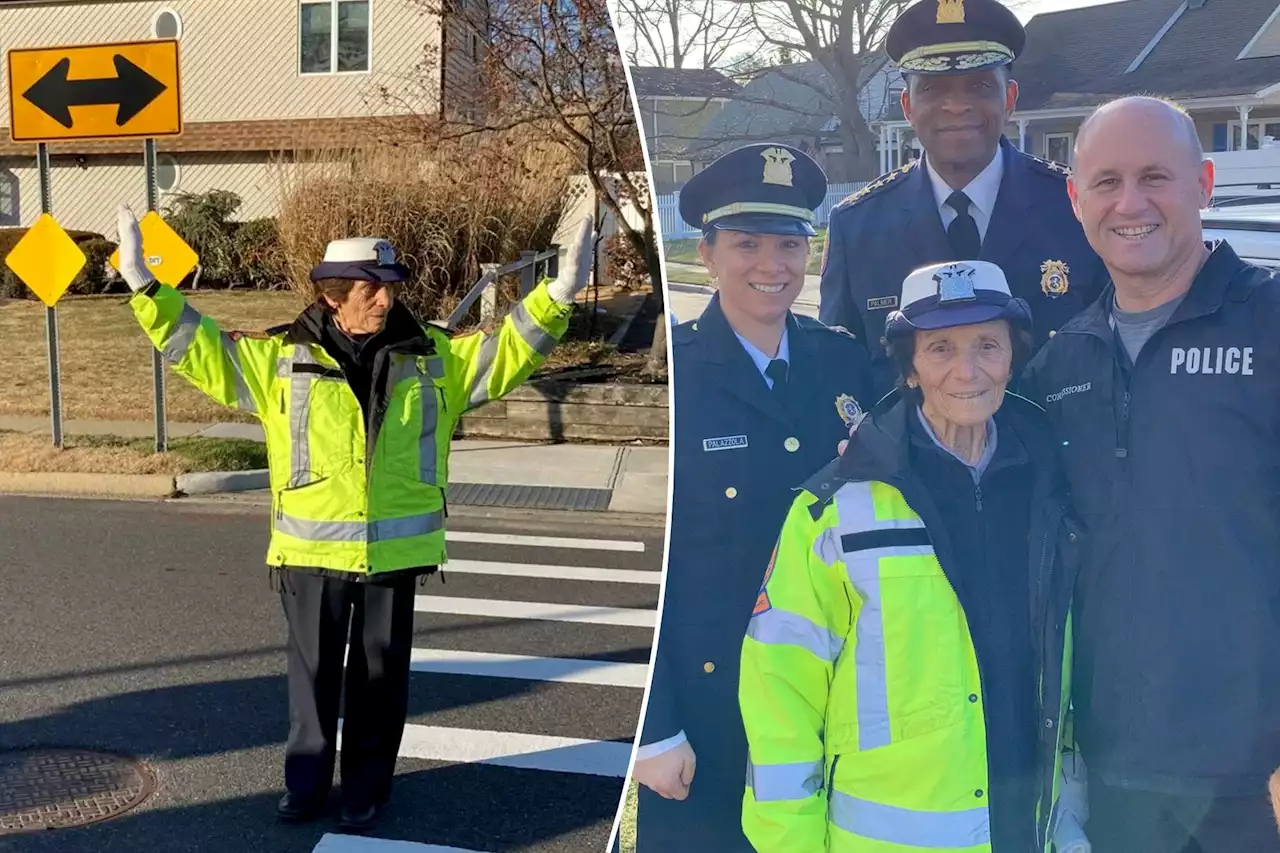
[678,144,827,237]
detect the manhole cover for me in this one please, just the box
[0,748,157,834]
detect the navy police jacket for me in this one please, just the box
[820,136,1108,396]
[636,293,874,849]
[1021,241,1280,795]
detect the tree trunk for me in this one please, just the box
[837,105,882,181]
[641,234,668,377]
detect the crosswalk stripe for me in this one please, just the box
[448,531,646,552]
[408,648,650,687]
[415,595,656,627]
[313,834,480,852]
[338,722,632,777]
[442,559,660,584]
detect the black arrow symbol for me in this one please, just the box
[23,54,167,129]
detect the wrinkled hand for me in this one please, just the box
[547,216,595,304]
[632,740,696,800]
[115,204,154,293]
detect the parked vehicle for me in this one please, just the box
[1202,202,1280,272]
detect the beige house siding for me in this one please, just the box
[0,151,293,234]
[0,0,443,126]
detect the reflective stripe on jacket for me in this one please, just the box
[130,280,571,576]
[738,394,1077,853]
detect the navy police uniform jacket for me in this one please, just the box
[636,293,875,851]
[1021,241,1280,796]
[820,136,1108,396]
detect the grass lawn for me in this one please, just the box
[619,779,638,852]
[664,227,828,278]
[0,288,647,424]
[0,430,267,474]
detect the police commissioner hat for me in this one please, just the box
[679,144,827,237]
[885,0,1025,76]
[309,237,411,283]
[885,260,1031,338]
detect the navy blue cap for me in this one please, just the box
[308,237,410,284]
[679,144,827,237]
[886,0,1025,76]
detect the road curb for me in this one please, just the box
[175,469,270,495]
[0,471,177,498]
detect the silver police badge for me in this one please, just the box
[934,263,977,302]
[835,394,864,428]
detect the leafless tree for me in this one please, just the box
[615,0,755,73]
[406,0,667,377]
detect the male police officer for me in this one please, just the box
[1022,96,1280,852]
[633,145,875,851]
[820,0,1107,395]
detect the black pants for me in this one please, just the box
[1087,773,1280,853]
[278,570,417,808]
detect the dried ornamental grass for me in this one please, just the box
[272,130,576,323]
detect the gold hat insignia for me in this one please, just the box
[1040,259,1070,298]
[761,147,796,187]
[937,0,965,23]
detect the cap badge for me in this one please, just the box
[374,240,396,266]
[835,393,865,427]
[1040,259,1070,298]
[934,263,977,302]
[761,147,796,187]
[936,0,965,24]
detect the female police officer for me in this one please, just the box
[631,144,876,851]
[113,205,592,833]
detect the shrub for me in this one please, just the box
[162,190,241,285]
[67,238,119,295]
[233,218,288,290]
[272,129,576,324]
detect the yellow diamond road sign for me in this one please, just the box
[5,213,86,307]
[109,211,198,287]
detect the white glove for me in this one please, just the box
[115,204,155,293]
[547,216,595,304]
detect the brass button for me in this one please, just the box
[704,661,715,673]
[725,487,737,499]
[1048,329,1057,338]
[784,437,800,452]
[692,322,699,331]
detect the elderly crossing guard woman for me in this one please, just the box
[113,205,593,833]
[739,260,1088,853]
[631,144,876,852]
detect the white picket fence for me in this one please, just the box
[655,182,868,240]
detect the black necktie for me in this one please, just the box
[765,358,789,410]
[946,190,981,260]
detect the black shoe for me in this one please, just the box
[277,792,326,823]
[338,802,380,833]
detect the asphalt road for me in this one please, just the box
[0,496,663,853]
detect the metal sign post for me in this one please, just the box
[144,138,166,453]
[37,142,62,448]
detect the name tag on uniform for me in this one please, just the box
[703,435,748,451]
[867,296,898,310]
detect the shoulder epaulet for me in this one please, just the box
[1023,152,1073,180]
[795,314,860,342]
[832,160,919,214]
[227,327,279,341]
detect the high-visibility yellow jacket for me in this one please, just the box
[739,395,1078,853]
[130,279,571,578]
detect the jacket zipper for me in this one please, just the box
[827,754,840,793]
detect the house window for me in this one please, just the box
[155,155,180,193]
[1044,133,1074,166]
[300,0,370,74]
[470,32,480,61]
[1228,120,1280,150]
[152,9,182,39]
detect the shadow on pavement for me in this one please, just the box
[2,760,623,853]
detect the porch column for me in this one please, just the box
[1239,104,1253,150]
[879,124,889,173]
[1017,119,1029,152]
